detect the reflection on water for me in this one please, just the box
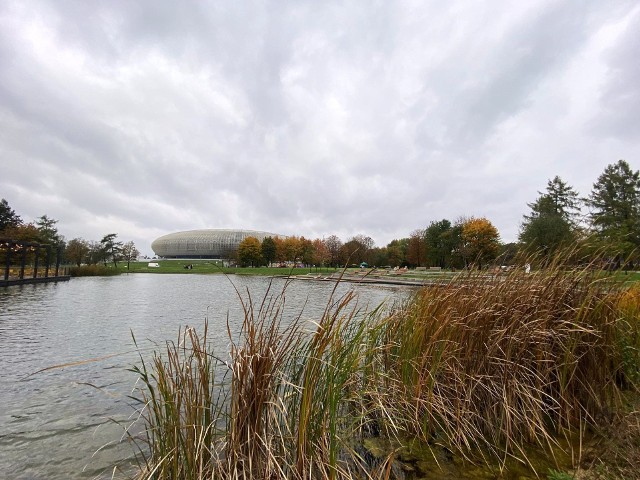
[0,274,409,479]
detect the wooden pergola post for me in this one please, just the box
[3,240,12,282]
[33,245,40,279]
[55,247,61,277]
[45,245,51,278]
[19,243,27,279]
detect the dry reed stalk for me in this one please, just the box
[225,280,304,479]
[130,257,639,479]
[363,258,631,474]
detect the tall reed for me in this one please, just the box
[130,260,639,479]
[371,264,625,465]
[130,323,228,478]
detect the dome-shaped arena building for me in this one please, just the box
[151,229,283,259]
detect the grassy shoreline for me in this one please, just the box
[126,263,640,479]
[74,260,340,276]
[69,260,640,284]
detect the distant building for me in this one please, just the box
[151,229,283,259]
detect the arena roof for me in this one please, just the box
[151,229,284,259]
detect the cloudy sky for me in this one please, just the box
[1,1,639,255]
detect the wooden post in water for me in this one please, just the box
[3,241,12,281]
[45,245,51,278]
[33,245,40,279]
[19,244,27,280]
[55,247,61,277]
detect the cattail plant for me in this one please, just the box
[130,256,639,479]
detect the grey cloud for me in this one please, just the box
[1,1,639,253]
[411,2,606,155]
[591,9,640,141]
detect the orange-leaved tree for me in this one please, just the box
[312,238,330,267]
[237,236,263,267]
[461,217,500,269]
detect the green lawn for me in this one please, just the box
[600,270,640,284]
[124,260,338,276]
[83,261,640,285]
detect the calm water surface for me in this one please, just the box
[0,274,409,479]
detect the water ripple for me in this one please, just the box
[0,274,405,478]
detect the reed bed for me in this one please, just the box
[130,264,640,479]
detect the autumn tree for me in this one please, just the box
[66,238,90,266]
[281,236,302,263]
[0,223,40,242]
[121,241,140,269]
[340,239,362,265]
[299,237,315,266]
[585,160,640,262]
[0,198,22,232]
[312,238,330,266]
[353,234,374,250]
[0,223,40,267]
[324,235,343,267]
[273,236,286,264]
[340,235,374,265]
[461,217,500,268]
[354,234,375,264]
[261,237,277,266]
[237,236,263,267]
[386,238,408,267]
[406,229,426,267]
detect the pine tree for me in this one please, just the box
[524,176,581,225]
[100,233,123,267]
[520,176,580,255]
[586,160,640,259]
[35,215,64,247]
[0,198,22,232]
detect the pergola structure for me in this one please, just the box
[1,238,69,287]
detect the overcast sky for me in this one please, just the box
[1,1,639,255]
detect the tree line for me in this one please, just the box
[235,219,501,269]
[2,159,638,270]
[518,160,640,268]
[236,159,640,269]
[0,201,139,269]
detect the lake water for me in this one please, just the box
[0,274,410,479]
